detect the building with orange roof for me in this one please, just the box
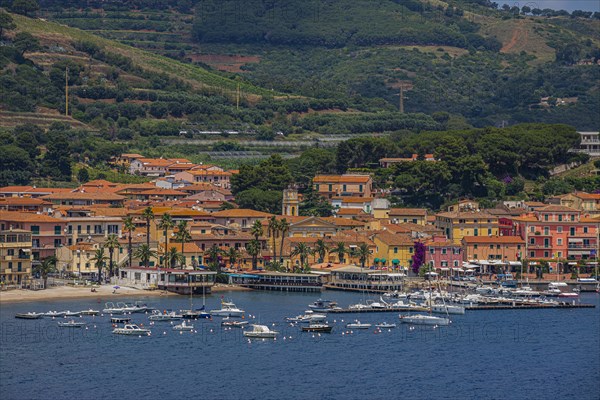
[435,210,499,244]
[313,174,373,199]
[549,192,600,215]
[0,197,53,213]
[388,208,428,226]
[512,205,599,264]
[174,169,233,189]
[330,196,374,213]
[211,209,273,231]
[129,157,193,177]
[461,236,525,264]
[372,231,416,270]
[41,191,126,207]
[425,235,463,271]
[0,186,74,198]
[0,211,67,261]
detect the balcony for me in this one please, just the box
[568,243,597,250]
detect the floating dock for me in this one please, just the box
[328,303,595,313]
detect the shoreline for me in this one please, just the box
[0,284,252,304]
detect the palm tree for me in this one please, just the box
[34,256,57,289]
[348,247,359,265]
[174,220,191,268]
[268,216,279,264]
[357,243,371,269]
[123,216,136,268]
[291,243,313,272]
[226,247,241,270]
[333,242,347,264]
[104,234,120,279]
[314,239,329,263]
[246,239,261,270]
[134,244,157,269]
[89,247,107,284]
[278,218,290,263]
[141,207,154,268]
[205,244,223,273]
[157,213,174,269]
[251,219,263,241]
[166,246,184,268]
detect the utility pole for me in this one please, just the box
[392,81,413,113]
[65,67,69,116]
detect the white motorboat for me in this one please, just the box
[62,310,81,317]
[348,303,372,310]
[210,300,245,317]
[15,312,43,319]
[366,300,388,309]
[112,324,151,336]
[243,324,278,338]
[399,314,450,326]
[102,302,125,314]
[375,323,397,329]
[44,311,66,317]
[58,320,87,328]
[345,321,371,329]
[79,309,100,316]
[285,310,326,323]
[172,320,194,331]
[307,299,341,312]
[222,318,249,328]
[431,304,466,315]
[148,310,182,321]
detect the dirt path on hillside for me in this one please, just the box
[501,20,529,53]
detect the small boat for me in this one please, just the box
[79,309,100,316]
[345,321,371,329]
[44,311,66,317]
[399,314,450,326]
[173,320,194,331]
[112,324,151,336]
[149,310,182,321]
[15,312,43,319]
[58,320,87,328]
[301,323,333,333]
[62,310,81,317]
[102,302,125,314]
[285,310,326,323]
[431,304,466,315]
[181,309,212,319]
[348,303,372,311]
[110,316,131,324]
[221,319,249,328]
[307,299,341,312]
[210,300,245,317]
[375,323,397,329]
[243,324,278,339]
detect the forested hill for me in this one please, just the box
[23,0,600,130]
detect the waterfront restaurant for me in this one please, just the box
[228,271,322,292]
[117,267,216,294]
[326,265,407,292]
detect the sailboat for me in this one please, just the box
[180,274,211,319]
[399,281,451,326]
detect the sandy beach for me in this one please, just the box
[0,284,250,304]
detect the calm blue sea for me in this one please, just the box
[1,291,598,400]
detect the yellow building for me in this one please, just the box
[372,232,416,270]
[388,208,428,225]
[313,174,373,199]
[0,229,33,286]
[434,211,499,244]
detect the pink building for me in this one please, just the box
[425,235,463,271]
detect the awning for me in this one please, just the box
[465,264,480,269]
[380,258,387,263]
[374,258,380,262]
[392,259,399,265]
[509,261,522,266]
[478,260,490,265]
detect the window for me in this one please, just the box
[557,252,562,258]
[544,238,549,248]
[530,238,535,245]
[544,214,549,221]
[86,225,91,234]
[557,226,563,233]
[7,262,12,270]
[343,184,347,192]
[315,184,320,191]
[31,225,40,235]
[474,244,478,249]
[474,228,479,236]
[442,248,447,255]
[54,239,62,248]
[544,251,549,258]
[517,245,521,250]
[77,225,81,234]
[328,184,332,192]
[441,261,448,267]
[429,248,435,254]
[544,227,549,235]
[7,249,14,256]
[558,215,563,222]
[453,260,459,267]
[530,226,535,233]
[94,225,102,234]
[359,184,363,192]
[54,226,61,235]
[583,226,588,234]
[394,247,398,254]
[570,227,575,236]
[17,262,22,272]
[108,225,119,234]
[557,238,562,246]
[530,251,534,257]
[489,245,494,249]
[409,247,413,253]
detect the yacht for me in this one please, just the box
[44,311,66,317]
[148,310,182,321]
[210,301,245,317]
[172,320,194,331]
[301,323,334,333]
[243,325,278,339]
[375,323,397,329]
[103,302,125,314]
[431,304,466,315]
[399,314,450,326]
[348,303,372,311]
[62,310,81,317]
[112,324,151,336]
[79,309,100,316]
[285,310,326,323]
[307,299,341,312]
[366,299,388,309]
[345,321,372,329]
[58,320,87,328]
[15,312,43,319]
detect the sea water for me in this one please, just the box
[1,291,598,400]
